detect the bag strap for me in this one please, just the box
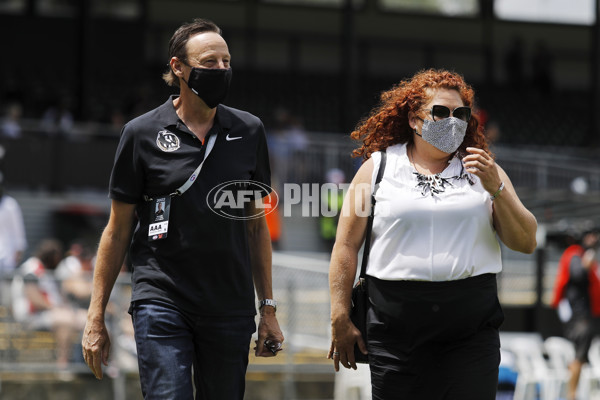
[173,132,217,196]
[358,149,387,279]
[144,131,217,202]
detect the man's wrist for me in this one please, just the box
[259,298,277,313]
[86,304,106,321]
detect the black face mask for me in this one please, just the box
[183,67,232,109]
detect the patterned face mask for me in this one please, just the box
[419,117,468,154]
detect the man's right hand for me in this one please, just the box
[81,199,135,379]
[82,318,111,379]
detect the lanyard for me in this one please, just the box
[144,132,217,202]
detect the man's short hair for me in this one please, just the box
[162,18,222,87]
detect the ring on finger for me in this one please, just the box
[333,351,340,356]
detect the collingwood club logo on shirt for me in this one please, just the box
[156,130,181,152]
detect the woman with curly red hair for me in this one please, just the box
[328,69,537,399]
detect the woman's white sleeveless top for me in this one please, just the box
[367,143,502,281]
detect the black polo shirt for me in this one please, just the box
[109,96,271,317]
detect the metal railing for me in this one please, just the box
[0,248,579,399]
[0,257,335,399]
[0,272,134,399]
[2,128,599,197]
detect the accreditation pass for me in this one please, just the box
[148,196,171,241]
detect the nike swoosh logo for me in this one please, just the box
[226,134,242,141]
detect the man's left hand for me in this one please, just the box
[254,307,284,357]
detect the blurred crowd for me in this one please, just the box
[0,35,561,146]
[0,77,162,140]
[0,203,136,371]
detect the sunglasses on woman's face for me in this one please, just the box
[424,105,472,122]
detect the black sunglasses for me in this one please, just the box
[424,105,472,122]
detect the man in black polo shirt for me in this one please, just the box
[82,18,284,399]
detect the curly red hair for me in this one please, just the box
[351,69,490,160]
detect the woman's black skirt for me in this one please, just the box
[366,273,504,400]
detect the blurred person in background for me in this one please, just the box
[267,107,309,184]
[0,102,23,139]
[264,179,282,250]
[328,69,537,400]
[55,240,95,280]
[57,240,95,310]
[0,174,27,275]
[82,18,283,399]
[39,97,74,137]
[11,239,87,367]
[552,228,600,400]
[320,168,346,251]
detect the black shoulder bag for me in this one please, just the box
[349,149,386,364]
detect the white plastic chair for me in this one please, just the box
[589,338,600,377]
[543,336,585,400]
[508,336,563,400]
[333,363,371,400]
[585,337,600,399]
